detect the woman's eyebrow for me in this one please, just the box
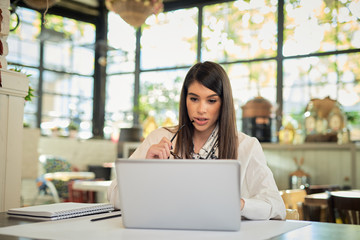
[187,92,199,97]
[188,92,219,98]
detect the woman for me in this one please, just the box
[108,61,286,220]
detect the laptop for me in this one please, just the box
[115,159,241,231]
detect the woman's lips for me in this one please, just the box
[194,118,208,126]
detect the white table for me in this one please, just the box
[43,172,96,182]
[72,180,112,203]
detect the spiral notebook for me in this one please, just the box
[7,202,115,221]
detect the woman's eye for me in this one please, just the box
[208,99,217,104]
[190,97,198,102]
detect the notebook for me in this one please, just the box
[7,202,115,221]
[115,159,241,231]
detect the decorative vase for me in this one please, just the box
[241,96,273,142]
[289,157,310,189]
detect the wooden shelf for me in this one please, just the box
[261,142,358,151]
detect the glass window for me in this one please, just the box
[105,74,134,140]
[41,94,93,135]
[107,12,136,74]
[141,8,198,69]
[7,7,40,66]
[226,61,277,132]
[284,0,360,56]
[42,15,95,73]
[283,53,360,141]
[139,70,187,126]
[202,0,278,62]
[43,71,93,98]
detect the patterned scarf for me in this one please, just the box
[192,124,219,160]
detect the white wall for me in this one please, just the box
[263,143,360,190]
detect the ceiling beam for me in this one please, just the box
[163,0,235,11]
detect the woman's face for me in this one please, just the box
[186,81,221,137]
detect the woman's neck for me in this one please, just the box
[192,127,215,154]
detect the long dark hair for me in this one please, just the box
[174,61,238,159]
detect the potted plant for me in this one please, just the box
[68,121,79,138]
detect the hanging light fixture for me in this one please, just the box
[106,0,163,28]
[23,0,58,10]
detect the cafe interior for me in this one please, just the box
[1,0,360,225]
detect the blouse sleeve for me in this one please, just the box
[239,135,286,220]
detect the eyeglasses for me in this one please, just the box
[169,123,186,159]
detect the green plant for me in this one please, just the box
[25,86,35,102]
[345,111,360,125]
[9,67,35,102]
[68,122,79,131]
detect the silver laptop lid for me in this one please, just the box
[115,159,241,231]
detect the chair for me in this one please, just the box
[305,184,341,195]
[280,189,306,220]
[33,155,72,204]
[286,209,300,220]
[67,181,95,203]
[328,191,360,225]
[302,184,341,222]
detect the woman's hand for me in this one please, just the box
[145,137,172,159]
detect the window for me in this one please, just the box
[8,8,96,138]
[141,8,198,69]
[203,0,277,61]
[8,8,40,128]
[283,0,360,141]
[9,1,360,142]
[105,12,137,141]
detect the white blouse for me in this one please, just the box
[108,127,286,220]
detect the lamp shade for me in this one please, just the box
[106,0,162,28]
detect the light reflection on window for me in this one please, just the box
[203,0,277,61]
[141,8,198,69]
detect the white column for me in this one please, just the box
[0,70,29,211]
[0,0,29,212]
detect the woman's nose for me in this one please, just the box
[197,101,207,113]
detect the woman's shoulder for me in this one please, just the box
[237,131,261,147]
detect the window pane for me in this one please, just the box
[43,71,93,98]
[141,8,198,69]
[41,93,93,136]
[226,61,277,132]
[7,7,40,66]
[43,15,95,73]
[107,12,136,73]
[42,94,92,120]
[72,47,95,75]
[139,70,187,126]
[105,74,135,139]
[284,0,360,56]
[283,53,360,141]
[202,0,278,62]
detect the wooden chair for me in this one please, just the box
[280,189,306,220]
[285,209,299,220]
[303,185,341,222]
[328,191,360,225]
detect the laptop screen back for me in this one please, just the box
[115,159,241,231]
